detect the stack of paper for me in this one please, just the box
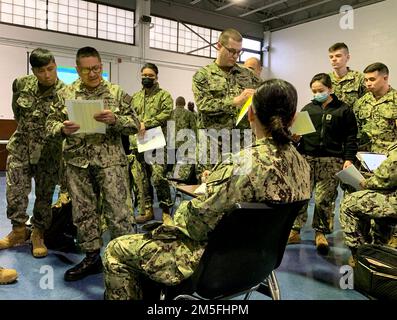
[356,152,387,172]
[66,99,106,134]
[136,126,166,153]
[335,164,365,190]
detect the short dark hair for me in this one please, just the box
[175,96,185,106]
[252,79,297,146]
[219,28,242,46]
[30,48,55,68]
[187,102,195,111]
[310,73,332,89]
[76,46,101,65]
[363,62,389,75]
[328,42,349,53]
[141,63,158,75]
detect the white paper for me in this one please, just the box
[66,99,106,134]
[136,126,166,153]
[356,152,387,172]
[193,183,207,195]
[335,164,365,190]
[290,111,316,135]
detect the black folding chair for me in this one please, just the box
[160,200,308,300]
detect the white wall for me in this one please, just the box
[269,0,397,109]
[0,44,27,119]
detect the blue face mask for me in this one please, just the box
[313,92,329,103]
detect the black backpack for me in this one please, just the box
[44,201,78,253]
[354,244,397,300]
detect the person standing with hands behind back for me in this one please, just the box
[289,73,358,254]
[0,48,65,258]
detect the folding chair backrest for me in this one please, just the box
[194,200,308,299]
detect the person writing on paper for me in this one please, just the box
[0,48,65,258]
[340,142,397,266]
[128,63,173,224]
[46,46,140,282]
[288,73,358,254]
[102,79,311,300]
[192,28,260,178]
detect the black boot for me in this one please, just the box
[64,250,103,282]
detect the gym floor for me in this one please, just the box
[0,172,367,300]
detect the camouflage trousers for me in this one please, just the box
[58,158,68,194]
[104,232,203,300]
[129,149,173,213]
[6,154,59,230]
[293,155,343,233]
[339,190,397,249]
[66,164,135,252]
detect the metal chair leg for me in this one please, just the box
[267,271,281,300]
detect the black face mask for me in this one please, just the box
[142,77,155,88]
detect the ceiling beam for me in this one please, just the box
[260,0,332,22]
[215,2,235,11]
[239,0,288,17]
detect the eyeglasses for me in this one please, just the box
[79,64,102,75]
[222,45,243,57]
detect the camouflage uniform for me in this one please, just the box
[129,84,173,213]
[353,88,397,153]
[169,105,197,182]
[192,62,260,174]
[340,143,397,249]
[170,105,197,147]
[6,75,65,230]
[103,137,311,299]
[293,155,344,234]
[329,69,366,107]
[46,79,139,252]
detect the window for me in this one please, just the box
[0,0,46,29]
[149,15,262,61]
[48,0,97,37]
[178,23,211,57]
[98,5,134,44]
[240,38,262,63]
[210,29,221,58]
[150,16,178,51]
[0,0,134,45]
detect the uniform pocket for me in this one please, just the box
[16,93,34,109]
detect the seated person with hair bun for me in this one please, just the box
[103,79,311,300]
